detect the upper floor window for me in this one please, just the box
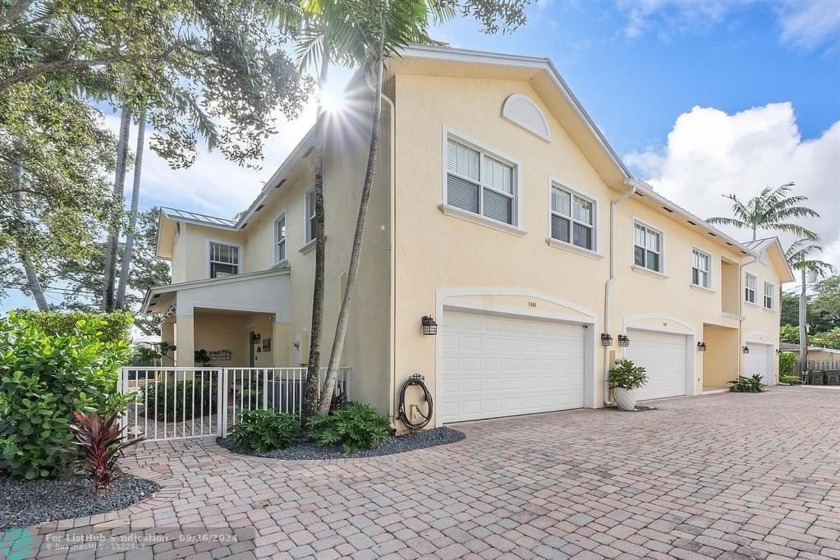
[209,242,240,278]
[634,222,662,272]
[551,185,595,250]
[691,249,711,289]
[764,282,774,309]
[305,187,317,244]
[446,137,517,225]
[745,273,757,304]
[275,212,287,263]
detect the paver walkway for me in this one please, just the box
[18,387,840,559]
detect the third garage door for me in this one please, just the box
[625,329,688,401]
[440,310,585,423]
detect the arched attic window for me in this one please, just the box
[501,93,551,142]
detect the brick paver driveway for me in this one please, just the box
[25,387,840,559]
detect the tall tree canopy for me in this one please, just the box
[707,182,819,241]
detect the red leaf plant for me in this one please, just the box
[68,410,144,493]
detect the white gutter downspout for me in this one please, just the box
[381,90,398,424]
[603,179,639,405]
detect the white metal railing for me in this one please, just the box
[224,367,352,434]
[118,366,352,441]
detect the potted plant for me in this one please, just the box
[609,359,648,411]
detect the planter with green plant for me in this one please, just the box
[608,359,648,411]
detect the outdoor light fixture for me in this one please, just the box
[251,333,261,343]
[742,346,750,354]
[421,315,438,336]
[697,341,707,352]
[600,333,614,347]
[617,334,630,347]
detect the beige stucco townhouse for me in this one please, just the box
[143,45,794,429]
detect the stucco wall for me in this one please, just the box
[742,256,782,381]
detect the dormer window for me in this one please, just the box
[209,242,240,278]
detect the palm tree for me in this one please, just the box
[115,111,146,310]
[276,0,445,420]
[707,182,819,241]
[102,107,133,311]
[785,240,836,373]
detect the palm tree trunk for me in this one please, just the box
[301,55,330,422]
[103,107,132,311]
[799,267,808,376]
[11,158,48,311]
[318,48,385,414]
[116,112,146,310]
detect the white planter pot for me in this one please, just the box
[614,388,637,411]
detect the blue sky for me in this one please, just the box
[3,0,839,311]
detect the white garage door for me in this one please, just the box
[745,343,773,385]
[625,329,688,401]
[440,310,585,423]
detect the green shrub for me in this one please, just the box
[143,374,218,421]
[0,312,131,479]
[229,409,299,453]
[729,374,764,393]
[608,359,648,390]
[779,351,796,377]
[308,403,390,454]
[12,310,134,344]
[779,374,802,385]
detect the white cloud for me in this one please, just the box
[777,0,840,51]
[616,0,840,51]
[625,102,840,272]
[616,0,734,39]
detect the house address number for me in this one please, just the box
[527,301,537,307]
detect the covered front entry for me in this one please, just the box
[702,324,740,391]
[439,309,585,423]
[745,342,774,385]
[625,329,689,401]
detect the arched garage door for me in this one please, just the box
[440,310,585,423]
[625,329,689,401]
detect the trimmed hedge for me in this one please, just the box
[0,312,131,479]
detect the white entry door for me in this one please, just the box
[625,329,688,401]
[745,343,774,385]
[440,310,585,423]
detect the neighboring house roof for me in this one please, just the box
[780,343,840,355]
[160,207,237,229]
[741,237,795,283]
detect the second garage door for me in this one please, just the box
[745,343,773,385]
[625,329,688,401]
[440,310,585,423]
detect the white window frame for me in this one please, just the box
[633,221,664,273]
[745,273,757,304]
[763,281,774,310]
[274,211,287,264]
[441,128,521,229]
[548,182,597,252]
[304,185,317,244]
[691,248,712,289]
[207,240,243,279]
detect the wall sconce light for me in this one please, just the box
[251,333,261,343]
[742,346,750,354]
[697,341,707,352]
[617,334,630,347]
[600,333,614,346]
[421,315,438,335]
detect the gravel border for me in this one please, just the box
[0,473,160,529]
[217,426,465,460]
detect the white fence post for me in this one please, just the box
[220,367,229,437]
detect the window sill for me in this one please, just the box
[690,284,715,294]
[631,265,668,280]
[762,306,776,313]
[545,238,603,260]
[299,239,316,255]
[273,259,291,270]
[744,301,761,309]
[721,311,745,321]
[439,204,526,237]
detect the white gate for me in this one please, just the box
[118,367,352,441]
